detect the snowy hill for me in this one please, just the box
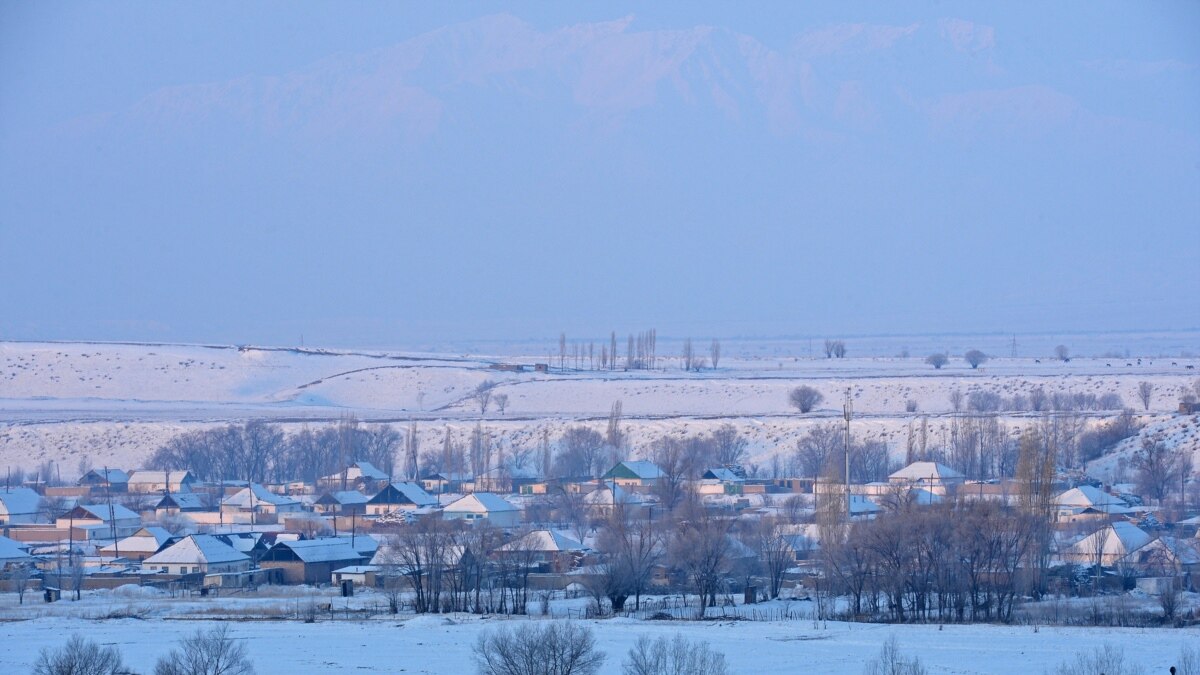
[1,340,1198,476]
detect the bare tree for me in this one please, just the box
[832,340,847,358]
[709,339,721,369]
[1137,381,1154,411]
[154,625,255,675]
[823,339,835,359]
[964,350,988,369]
[1132,437,1185,503]
[475,380,496,414]
[1054,345,1070,362]
[711,424,748,467]
[681,338,694,371]
[473,622,604,675]
[948,388,964,412]
[670,511,733,618]
[9,563,33,605]
[559,333,567,371]
[494,394,510,415]
[622,635,728,675]
[788,385,824,413]
[925,353,948,369]
[34,635,127,675]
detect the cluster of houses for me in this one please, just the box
[2,457,1198,601]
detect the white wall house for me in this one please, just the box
[443,493,520,527]
[142,534,251,575]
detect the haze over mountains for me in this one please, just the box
[2,8,1197,347]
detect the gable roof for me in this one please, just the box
[583,484,641,507]
[889,462,965,482]
[222,484,300,508]
[316,491,369,506]
[498,530,584,553]
[128,470,194,485]
[367,482,437,508]
[702,467,744,482]
[0,535,32,562]
[143,535,249,566]
[261,538,366,564]
[604,461,663,481]
[0,487,42,516]
[1055,486,1130,514]
[80,468,130,484]
[101,527,174,555]
[66,503,139,521]
[1068,522,1153,559]
[444,493,517,514]
[156,493,208,510]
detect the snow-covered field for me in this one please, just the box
[2,339,1199,474]
[1,611,1197,674]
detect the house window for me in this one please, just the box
[161,566,168,573]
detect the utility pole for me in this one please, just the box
[843,389,852,522]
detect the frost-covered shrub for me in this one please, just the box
[622,634,728,675]
[862,636,926,675]
[1053,644,1144,675]
[474,621,604,675]
[33,635,126,675]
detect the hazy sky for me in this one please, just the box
[2,1,1198,348]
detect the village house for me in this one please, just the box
[495,530,586,574]
[331,565,378,587]
[0,487,43,525]
[420,472,473,495]
[583,484,646,519]
[153,492,210,518]
[220,484,304,523]
[56,504,142,539]
[318,462,389,492]
[99,526,172,561]
[78,468,130,492]
[1054,485,1131,522]
[443,493,521,527]
[259,538,368,584]
[126,470,195,495]
[697,467,745,496]
[313,490,369,516]
[602,461,663,488]
[141,534,250,576]
[365,482,438,516]
[887,461,965,496]
[474,465,541,494]
[1061,522,1153,567]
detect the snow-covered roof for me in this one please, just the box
[102,526,173,555]
[605,461,663,481]
[157,493,208,510]
[1067,522,1153,559]
[498,530,584,553]
[323,462,389,482]
[1054,486,1130,514]
[368,482,437,507]
[0,487,42,516]
[583,485,642,506]
[850,495,882,515]
[143,535,249,566]
[423,472,473,482]
[263,538,366,564]
[128,471,193,485]
[68,503,140,521]
[444,493,517,514]
[317,490,369,506]
[889,462,965,482]
[332,565,378,574]
[222,484,300,508]
[0,535,32,562]
[702,467,744,482]
[81,468,130,484]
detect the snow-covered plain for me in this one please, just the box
[2,339,1198,474]
[1,612,1198,674]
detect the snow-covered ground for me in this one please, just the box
[2,339,1198,476]
[1,610,1197,673]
